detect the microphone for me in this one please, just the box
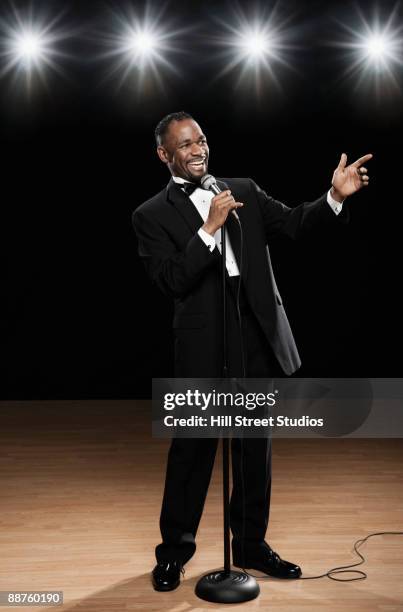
[200,174,240,221]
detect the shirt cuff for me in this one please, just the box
[327,189,344,215]
[198,228,216,252]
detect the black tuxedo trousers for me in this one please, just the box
[155,277,283,564]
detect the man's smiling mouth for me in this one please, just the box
[188,159,206,168]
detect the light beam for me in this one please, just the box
[0,4,76,94]
[239,29,271,59]
[330,5,403,96]
[205,4,300,97]
[365,34,390,59]
[95,3,187,95]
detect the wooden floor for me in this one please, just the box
[0,400,402,611]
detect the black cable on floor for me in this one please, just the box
[242,531,403,582]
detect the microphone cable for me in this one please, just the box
[240,530,403,582]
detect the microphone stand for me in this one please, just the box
[195,219,260,603]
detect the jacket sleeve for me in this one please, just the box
[132,207,218,299]
[249,179,349,240]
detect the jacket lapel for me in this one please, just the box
[166,178,205,234]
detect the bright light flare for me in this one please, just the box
[120,26,161,62]
[330,6,403,96]
[230,23,281,68]
[357,29,400,69]
[4,25,53,73]
[0,6,75,94]
[127,30,157,55]
[206,5,299,97]
[10,29,47,67]
[16,32,42,58]
[239,30,272,58]
[95,5,186,95]
[365,34,390,59]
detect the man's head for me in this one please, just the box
[155,111,209,182]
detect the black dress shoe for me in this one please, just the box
[232,542,301,579]
[152,560,184,591]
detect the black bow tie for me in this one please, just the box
[181,181,199,196]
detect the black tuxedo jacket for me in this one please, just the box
[132,177,348,376]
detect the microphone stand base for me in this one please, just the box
[195,569,260,603]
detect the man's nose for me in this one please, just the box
[190,143,204,156]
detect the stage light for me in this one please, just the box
[364,34,390,59]
[120,26,161,64]
[330,6,403,94]
[0,5,74,93]
[239,29,271,59]
[2,25,53,74]
[9,29,47,69]
[15,31,43,59]
[226,22,281,70]
[357,29,399,70]
[95,5,186,94]
[127,30,157,55]
[206,5,299,96]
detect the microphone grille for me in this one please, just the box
[200,174,217,190]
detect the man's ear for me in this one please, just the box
[157,145,170,164]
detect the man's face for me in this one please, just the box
[157,119,209,182]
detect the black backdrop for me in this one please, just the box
[1,0,402,398]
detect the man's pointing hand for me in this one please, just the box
[331,153,373,202]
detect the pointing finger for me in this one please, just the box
[352,153,373,168]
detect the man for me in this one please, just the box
[132,111,371,591]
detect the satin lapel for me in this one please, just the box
[166,178,205,234]
[217,179,248,281]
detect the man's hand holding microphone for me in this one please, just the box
[202,190,244,236]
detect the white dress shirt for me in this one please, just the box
[172,176,343,277]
